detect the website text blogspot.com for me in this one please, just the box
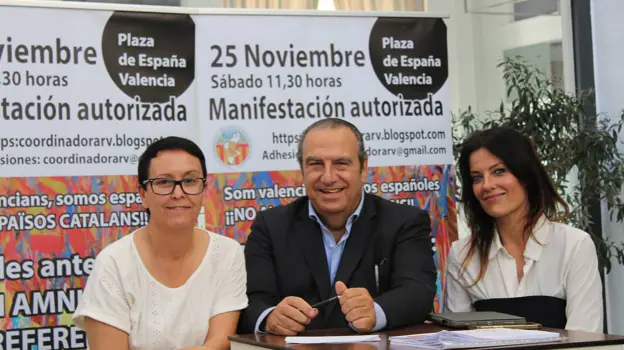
[0,134,161,166]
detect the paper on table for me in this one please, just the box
[390,328,563,349]
[285,335,381,344]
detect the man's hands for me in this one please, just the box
[265,297,318,335]
[265,282,376,335]
[335,281,376,333]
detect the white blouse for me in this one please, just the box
[445,216,603,333]
[72,228,248,350]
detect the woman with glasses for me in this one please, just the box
[73,136,248,350]
[445,127,603,332]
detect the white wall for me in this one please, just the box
[426,0,478,117]
[591,0,624,335]
[430,0,564,115]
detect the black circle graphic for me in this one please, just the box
[369,17,448,100]
[101,11,195,103]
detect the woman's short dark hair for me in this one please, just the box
[457,126,569,284]
[137,136,207,190]
[137,136,207,217]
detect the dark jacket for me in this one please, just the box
[237,193,437,334]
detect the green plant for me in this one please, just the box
[452,56,624,273]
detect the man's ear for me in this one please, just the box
[299,161,305,176]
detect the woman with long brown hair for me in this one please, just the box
[445,127,603,332]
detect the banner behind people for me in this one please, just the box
[0,5,195,348]
[195,12,457,314]
[0,2,456,349]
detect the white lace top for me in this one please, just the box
[72,228,248,350]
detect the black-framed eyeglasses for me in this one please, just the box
[143,177,206,195]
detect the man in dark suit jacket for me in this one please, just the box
[237,119,437,335]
